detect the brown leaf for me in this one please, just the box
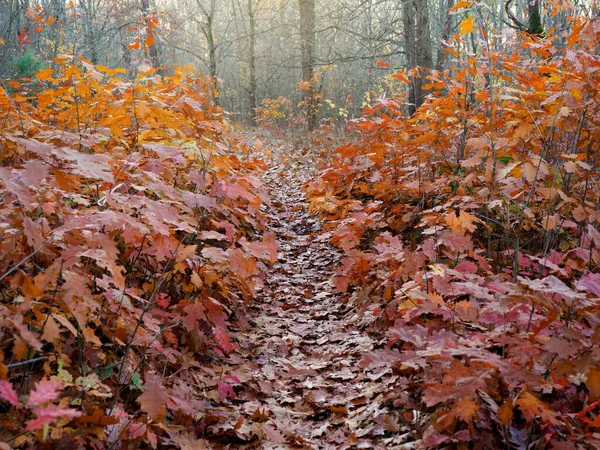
[137,373,168,421]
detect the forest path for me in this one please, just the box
[215,139,414,449]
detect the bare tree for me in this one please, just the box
[299,0,316,130]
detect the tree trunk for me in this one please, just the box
[247,0,257,116]
[299,0,316,131]
[196,0,219,105]
[206,13,219,105]
[141,0,161,72]
[435,0,454,72]
[80,0,99,63]
[527,0,543,35]
[504,0,543,36]
[403,0,433,115]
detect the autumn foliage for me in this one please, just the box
[307,15,600,448]
[0,60,276,447]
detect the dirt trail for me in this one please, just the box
[214,143,414,449]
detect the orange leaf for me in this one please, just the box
[459,16,475,35]
[516,390,557,423]
[392,72,410,83]
[453,397,479,425]
[145,34,154,47]
[128,41,141,50]
[497,398,513,424]
[377,61,390,68]
[35,68,55,81]
[450,0,471,10]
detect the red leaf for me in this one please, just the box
[26,406,82,430]
[217,381,235,401]
[28,378,64,407]
[0,380,19,406]
[240,232,279,264]
[577,273,600,297]
[213,327,234,355]
[201,247,229,263]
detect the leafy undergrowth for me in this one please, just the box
[0,61,277,447]
[306,17,600,448]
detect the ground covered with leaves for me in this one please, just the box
[1,14,600,450]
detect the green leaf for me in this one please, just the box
[497,155,514,164]
[130,373,144,390]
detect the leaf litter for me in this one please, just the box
[202,138,414,449]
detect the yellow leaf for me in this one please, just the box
[450,1,471,11]
[459,16,476,35]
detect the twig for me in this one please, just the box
[0,237,54,283]
[6,356,48,369]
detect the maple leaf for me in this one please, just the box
[0,380,19,406]
[28,378,64,407]
[217,381,235,401]
[445,210,477,234]
[516,390,558,424]
[213,327,235,355]
[453,397,479,430]
[497,397,514,424]
[577,273,600,297]
[459,16,475,35]
[137,373,169,421]
[240,232,279,264]
[201,247,229,263]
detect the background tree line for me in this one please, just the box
[0,0,595,125]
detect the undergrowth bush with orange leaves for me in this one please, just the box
[307,15,600,448]
[0,60,276,447]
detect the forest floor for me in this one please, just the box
[196,138,415,449]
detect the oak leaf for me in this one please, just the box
[137,373,168,421]
[26,406,82,430]
[28,378,64,407]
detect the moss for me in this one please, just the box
[528,6,544,36]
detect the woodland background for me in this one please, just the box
[1,0,594,122]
